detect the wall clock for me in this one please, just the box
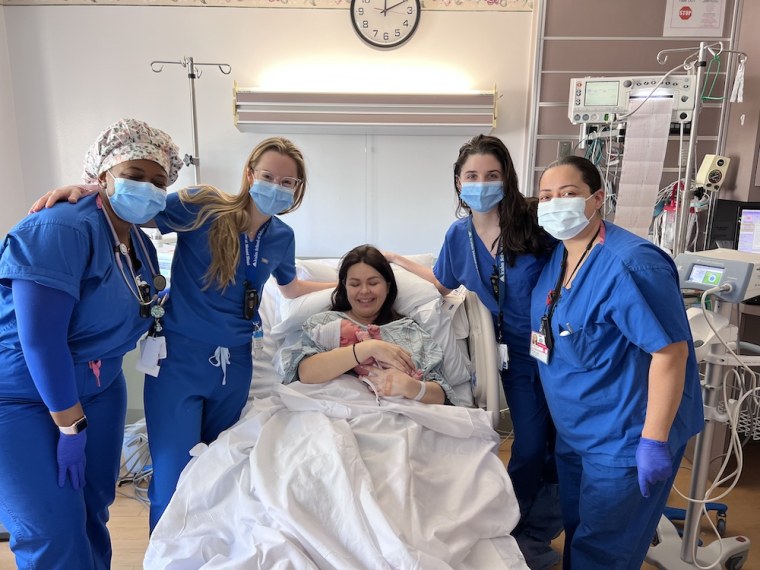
[350,0,421,49]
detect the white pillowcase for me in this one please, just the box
[269,257,473,398]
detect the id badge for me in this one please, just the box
[252,326,264,358]
[136,336,167,377]
[498,343,509,371]
[529,331,550,364]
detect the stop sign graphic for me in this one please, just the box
[680,6,692,20]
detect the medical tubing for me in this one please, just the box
[669,287,758,568]
[13,280,79,412]
[616,62,686,122]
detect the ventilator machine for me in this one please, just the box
[645,249,759,570]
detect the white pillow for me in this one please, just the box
[292,258,440,319]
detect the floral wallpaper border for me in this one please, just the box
[2,0,532,11]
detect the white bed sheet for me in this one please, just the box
[145,378,527,569]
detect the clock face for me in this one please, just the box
[350,0,421,49]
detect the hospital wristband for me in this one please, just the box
[413,380,427,401]
[352,344,361,365]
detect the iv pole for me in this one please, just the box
[657,42,749,256]
[150,57,232,184]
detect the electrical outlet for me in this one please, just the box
[558,140,573,159]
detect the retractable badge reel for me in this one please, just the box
[137,286,168,378]
[243,281,263,356]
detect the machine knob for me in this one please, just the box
[623,80,632,87]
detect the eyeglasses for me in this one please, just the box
[253,169,301,190]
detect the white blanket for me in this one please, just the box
[145,378,527,569]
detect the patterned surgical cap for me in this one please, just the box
[82,118,183,185]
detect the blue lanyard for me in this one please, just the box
[243,219,271,277]
[467,217,505,343]
[242,220,271,327]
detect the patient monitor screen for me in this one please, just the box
[688,264,725,286]
[737,209,760,255]
[584,81,620,107]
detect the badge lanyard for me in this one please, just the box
[541,224,601,351]
[467,217,505,344]
[243,219,271,281]
[243,221,271,356]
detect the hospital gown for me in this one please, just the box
[280,310,461,405]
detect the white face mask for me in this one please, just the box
[537,194,596,240]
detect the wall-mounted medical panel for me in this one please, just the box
[233,87,496,135]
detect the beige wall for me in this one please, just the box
[723,0,760,201]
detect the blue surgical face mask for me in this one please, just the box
[249,179,295,217]
[107,172,167,224]
[537,194,596,240]
[459,181,503,213]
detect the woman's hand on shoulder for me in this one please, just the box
[356,339,414,375]
[29,185,96,213]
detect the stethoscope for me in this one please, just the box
[98,195,166,316]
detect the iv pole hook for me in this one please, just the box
[148,56,232,184]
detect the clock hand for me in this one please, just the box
[383,0,387,16]
[382,0,408,14]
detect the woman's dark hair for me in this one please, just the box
[540,155,603,193]
[331,244,401,326]
[453,134,553,265]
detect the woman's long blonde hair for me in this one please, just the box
[178,137,307,290]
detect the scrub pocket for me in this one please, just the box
[553,322,615,371]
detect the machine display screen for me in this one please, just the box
[738,209,760,255]
[584,81,620,107]
[688,264,725,286]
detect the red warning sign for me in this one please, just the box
[679,6,693,20]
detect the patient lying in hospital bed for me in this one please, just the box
[144,248,528,569]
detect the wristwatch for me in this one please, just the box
[59,415,88,435]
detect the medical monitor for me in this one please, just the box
[676,249,760,303]
[708,200,760,250]
[583,81,619,107]
[569,75,696,125]
[737,209,760,255]
[687,264,725,287]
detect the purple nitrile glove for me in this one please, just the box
[635,437,672,498]
[57,431,87,490]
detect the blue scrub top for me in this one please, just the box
[434,216,550,365]
[529,222,703,466]
[154,192,296,348]
[0,195,159,391]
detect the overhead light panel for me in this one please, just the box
[233,85,496,135]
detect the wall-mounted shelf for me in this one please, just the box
[233,84,496,135]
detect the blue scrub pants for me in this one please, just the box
[555,438,686,570]
[0,371,126,570]
[501,361,557,513]
[144,331,253,531]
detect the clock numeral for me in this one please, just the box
[407,6,413,13]
[383,32,389,40]
[362,20,369,28]
[403,19,409,26]
[395,29,401,37]
[357,7,364,14]
[372,29,378,37]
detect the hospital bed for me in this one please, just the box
[144,256,527,569]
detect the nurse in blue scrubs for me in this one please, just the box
[143,137,333,532]
[386,135,562,569]
[0,118,182,569]
[530,155,703,569]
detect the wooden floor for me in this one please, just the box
[2,441,759,569]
